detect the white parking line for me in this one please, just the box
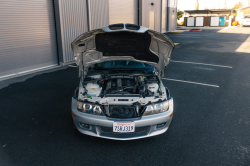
[168,34,208,37]
[171,60,232,68]
[162,78,219,88]
[169,36,202,38]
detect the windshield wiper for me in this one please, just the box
[91,68,149,74]
[90,68,117,71]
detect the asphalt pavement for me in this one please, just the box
[1,27,250,166]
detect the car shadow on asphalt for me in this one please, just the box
[0,67,176,165]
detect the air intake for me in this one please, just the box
[125,24,140,30]
[109,105,136,118]
[109,24,124,30]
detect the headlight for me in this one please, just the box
[77,102,104,116]
[143,101,169,116]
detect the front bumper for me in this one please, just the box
[71,98,173,140]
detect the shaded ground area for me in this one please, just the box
[1,27,250,166]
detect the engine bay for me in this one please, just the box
[82,74,162,98]
[77,73,168,118]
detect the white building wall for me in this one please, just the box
[139,0,176,33]
[161,0,168,33]
[139,0,162,32]
[168,0,177,31]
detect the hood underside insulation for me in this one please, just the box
[95,32,159,63]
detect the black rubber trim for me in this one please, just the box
[73,87,79,99]
[78,43,85,47]
[165,87,171,100]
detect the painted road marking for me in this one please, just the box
[171,60,232,68]
[162,78,219,88]
[169,31,184,33]
[168,34,208,37]
[168,34,208,35]
[174,43,179,45]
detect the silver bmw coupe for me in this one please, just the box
[71,24,174,140]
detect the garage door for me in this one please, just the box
[109,0,138,24]
[195,17,204,27]
[210,17,220,26]
[187,17,195,27]
[0,0,58,78]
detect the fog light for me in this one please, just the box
[79,123,90,129]
[157,123,166,128]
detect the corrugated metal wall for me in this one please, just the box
[55,0,177,63]
[0,0,178,78]
[0,0,58,78]
[58,0,88,62]
[88,0,109,30]
[109,0,138,24]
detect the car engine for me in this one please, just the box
[78,74,167,118]
[83,75,161,97]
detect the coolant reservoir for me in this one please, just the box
[85,83,102,97]
[147,83,159,93]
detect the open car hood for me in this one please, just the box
[71,24,175,78]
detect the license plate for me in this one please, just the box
[113,122,135,133]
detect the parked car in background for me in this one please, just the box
[242,14,250,27]
[70,24,175,140]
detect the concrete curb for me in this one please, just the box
[189,29,202,32]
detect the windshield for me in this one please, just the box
[90,60,154,72]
